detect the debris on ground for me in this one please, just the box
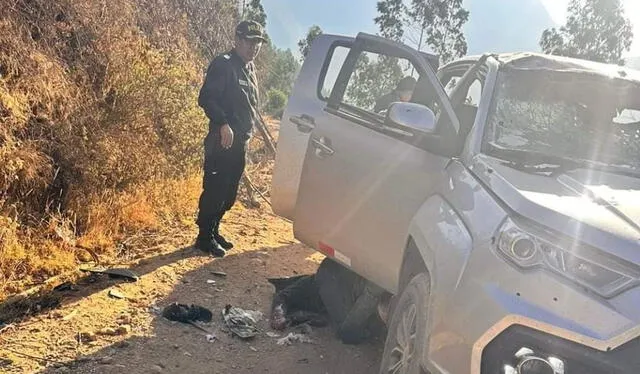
[79,331,97,342]
[97,327,118,336]
[206,334,217,343]
[108,289,126,300]
[211,271,227,278]
[80,267,140,282]
[266,332,280,338]
[206,280,216,284]
[276,333,314,346]
[52,282,76,292]
[62,310,78,321]
[161,303,213,323]
[0,358,13,368]
[222,304,262,339]
[116,325,132,335]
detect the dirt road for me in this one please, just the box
[0,205,383,374]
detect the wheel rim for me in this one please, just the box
[386,302,418,374]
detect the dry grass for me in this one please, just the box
[0,0,278,300]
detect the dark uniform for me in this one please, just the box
[269,258,386,345]
[195,21,263,256]
[374,91,403,113]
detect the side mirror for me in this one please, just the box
[387,102,437,134]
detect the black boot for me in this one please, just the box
[195,220,226,257]
[213,217,234,250]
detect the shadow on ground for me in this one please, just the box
[0,246,209,324]
[37,244,384,374]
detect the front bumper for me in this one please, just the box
[425,240,640,374]
[481,324,640,373]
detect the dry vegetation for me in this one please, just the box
[0,0,275,299]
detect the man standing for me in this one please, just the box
[195,20,266,257]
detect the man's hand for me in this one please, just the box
[220,124,234,149]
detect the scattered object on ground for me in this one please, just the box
[79,331,97,342]
[211,271,227,278]
[80,267,139,282]
[52,282,76,292]
[117,313,131,324]
[162,303,213,323]
[276,332,314,346]
[222,304,262,339]
[62,310,78,321]
[295,323,313,335]
[108,289,126,300]
[116,325,131,335]
[206,333,217,342]
[98,327,118,336]
[249,346,258,352]
[206,280,216,284]
[266,332,280,338]
[298,358,309,364]
[162,303,214,334]
[0,358,13,367]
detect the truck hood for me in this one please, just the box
[472,154,640,264]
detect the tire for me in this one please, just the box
[379,273,431,374]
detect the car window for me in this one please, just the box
[439,68,485,138]
[340,51,420,114]
[319,45,350,100]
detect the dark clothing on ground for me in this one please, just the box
[196,50,259,239]
[269,258,386,345]
[373,91,402,113]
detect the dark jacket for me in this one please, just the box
[373,90,402,113]
[198,50,260,140]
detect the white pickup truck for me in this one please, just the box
[271,32,640,374]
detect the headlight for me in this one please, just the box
[497,218,639,298]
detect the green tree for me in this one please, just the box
[374,0,469,64]
[346,55,404,109]
[298,25,323,60]
[261,47,300,96]
[243,0,267,27]
[265,89,288,118]
[540,0,633,65]
[374,0,406,41]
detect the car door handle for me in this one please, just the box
[290,114,315,133]
[311,136,334,157]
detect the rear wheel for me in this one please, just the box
[379,273,431,374]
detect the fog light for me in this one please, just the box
[510,235,536,261]
[517,356,555,374]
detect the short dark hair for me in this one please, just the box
[396,76,417,91]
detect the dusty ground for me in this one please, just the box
[0,205,384,374]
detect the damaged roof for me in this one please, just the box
[461,52,640,83]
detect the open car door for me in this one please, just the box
[291,33,461,291]
[271,35,354,219]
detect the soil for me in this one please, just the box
[0,204,384,374]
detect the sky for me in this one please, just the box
[261,0,640,58]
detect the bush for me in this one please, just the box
[265,89,287,119]
[0,0,239,297]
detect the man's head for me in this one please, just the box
[395,76,417,102]
[234,20,267,63]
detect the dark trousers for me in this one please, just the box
[196,131,247,238]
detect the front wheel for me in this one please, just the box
[379,273,431,374]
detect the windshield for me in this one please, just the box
[484,69,640,170]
